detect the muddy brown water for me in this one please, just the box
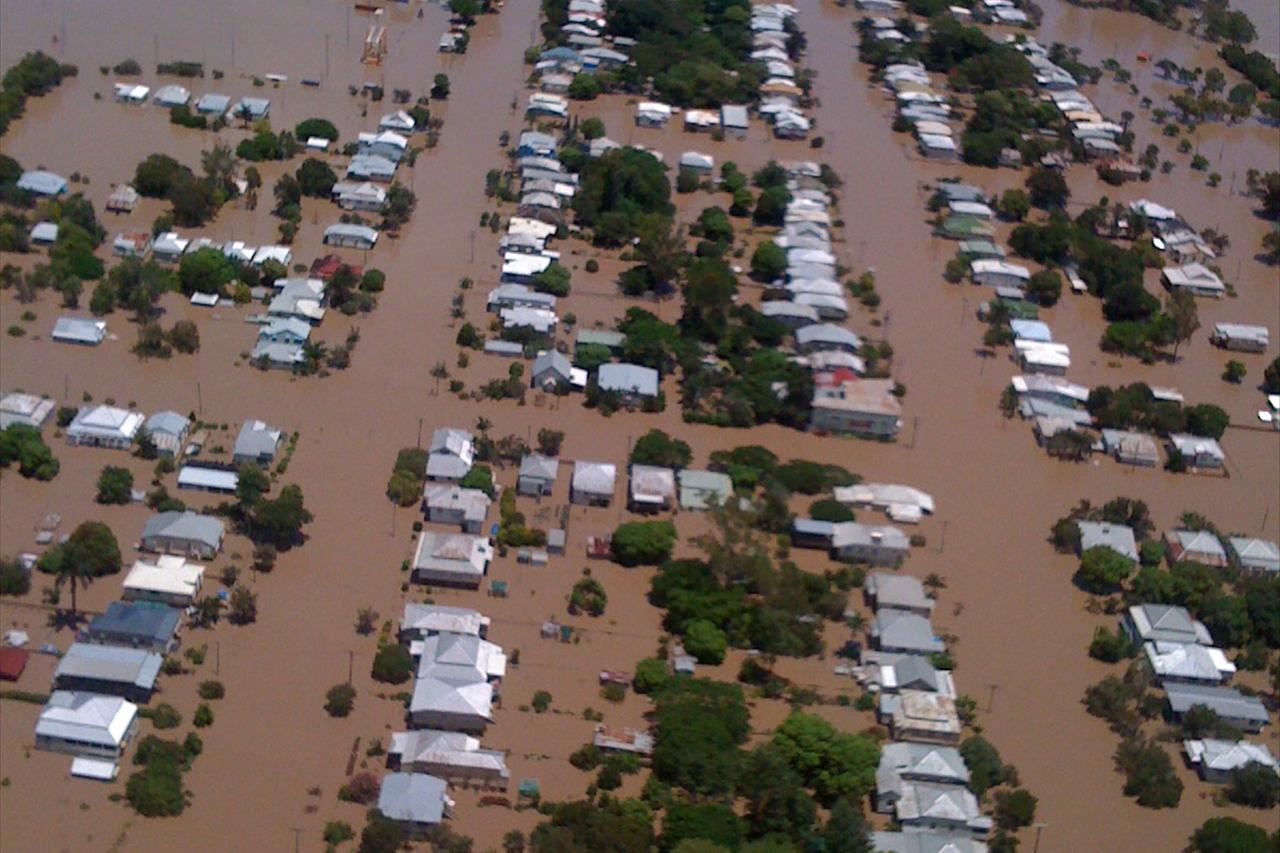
[1,0,1277,850]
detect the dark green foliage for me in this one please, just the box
[0,557,30,596]
[1114,737,1182,808]
[359,812,404,853]
[750,242,786,282]
[37,521,121,578]
[1089,626,1134,663]
[993,788,1037,831]
[126,735,193,816]
[683,618,727,664]
[459,464,496,498]
[95,465,134,504]
[630,429,692,469]
[296,157,337,197]
[325,683,356,717]
[371,643,413,684]
[821,798,872,853]
[247,484,313,549]
[529,799,654,853]
[569,577,607,616]
[738,745,817,840]
[660,802,744,852]
[1077,546,1135,594]
[612,521,677,566]
[574,148,673,246]
[177,247,235,296]
[808,498,854,523]
[959,735,1006,798]
[1026,168,1070,208]
[1,52,77,137]
[294,117,339,141]
[0,424,59,480]
[772,460,857,494]
[1186,817,1272,853]
[633,657,670,694]
[652,679,748,796]
[770,712,880,805]
[1184,404,1229,440]
[1227,763,1280,809]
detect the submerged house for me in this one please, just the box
[411,533,494,588]
[571,460,617,506]
[53,643,163,702]
[427,428,475,482]
[67,405,144,449]
[140,511,224,560]
[409,632,506,732]
[35,691,139,758]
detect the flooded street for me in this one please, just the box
[1,0,1277,850]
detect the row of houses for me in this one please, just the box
[760,163,904,440]
[750,4,811,139]
[111,82,270,120]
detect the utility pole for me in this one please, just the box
[215,641,220,676]
[347,650,355,685]
[292,827,302,853]
[197,381,203,416]
[416,417,423,448]
[1032,823,1047,853]
[986,682,999,713]
[937,520,948,553]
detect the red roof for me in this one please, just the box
[0,647,29,681]
[815,367,861,387]
[309,254,364,281]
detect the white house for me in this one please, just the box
[571,460,616,506]
[35,691,139,758]
[411,532,494,588]
[0,392,55,430]
[67,406,145,449]
[427,428,475,481]
[423,485,491,533]
[122,555,204,607]
[1162,263,1225,298]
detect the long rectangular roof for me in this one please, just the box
[36,691,137,748]
[55,643,163,690]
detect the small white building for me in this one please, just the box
[36,691,139,758]
[122,555,204,607]
[411,532,494,588]
[0,392,55,430]
[1162,263,1225,298]
[67,405,144,449]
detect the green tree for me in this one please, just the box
[1026,269,1062,307]
[250,484,313,548]
[997,188,1030,221]
[630,429,692,469]
[294,117,339,141]
[1026,167,1070,208]
[660,802,744,853]
[0,424,60,480]
[750,241,786,282]
[994,788,1037,830]
[236,462,271,508]
[359,811,404,853]
[229,586,258,624]
[296,157,338,197]
[1184,404,1229,439]
[0,558,32,597]
[1166,288,1200,360]
[95,465,134,504]
[1227,762,1280,809]
[1077,546,1135,593]
[580,117,606,139]
[38,520,123,618]
[1187,817,1271,853]
[325,683,356,717]
[177,247,235,296]
[371,643,413,684]
[959,735,1006,797]
[771,712,881,805]
[1115,736,1182,808]
[683,619,727,664]
[633,657,670,694]
[738,745,817,840]
[611,521,677,566]
[822,798,872,853]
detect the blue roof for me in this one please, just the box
[793,517,835,537]
[87,601,181,644]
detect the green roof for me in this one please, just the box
[936,215,994,239]
[575,329,626,350]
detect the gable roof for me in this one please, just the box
[141,511,225,550]
[377,772,448,825]
[1078,521,1139,561]
[1126,604,1211,644]
[55,643,163,691]
[572,460,616,495]
[37,691,138,748]
[234,420,282,459]
[519,453,560,482]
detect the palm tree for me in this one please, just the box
[53,557,96,621]
[924,573,947,594]
[475,416,492,436]
[430,361,449,394]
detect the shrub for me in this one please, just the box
[1187,818,1271,853]
[1115,737,1182,808]
[1088,626,1133,662]
[338,771,381,805]
[570,744,603,771]
[808,498,854,523]
[95,465,134,504]
[148,703,182,729]
[125,737,188,816]
[323,820,355,845]
[1077,546,1135,593]
[193,703,213,728]
[994,788,1037,831]
[325,683,356,717]
[0,559,31,597]
[570,577,607,616]
[197,680,225,700]
[371,643,413,684]
[531,690,552,713]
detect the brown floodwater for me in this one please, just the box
[1,0,1277,851]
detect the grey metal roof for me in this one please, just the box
[194,93,230,112]
[1170,529,1227,561]
[1166,683,1268,724]
[52,316,106,344]
[533,350,572,381]
[1126,604,1210,645]
[1229,537,1280,572]
[519,453,559,481]
[872,610,944,654]
[377,772,447,825]
[867,572,934,612]
[141,510,225,550]
[796,323,860,349]
[597,362,658,396]
[36,691,137,748]
[1078,521,1139,562]
[144,410,190,439]
[572,460,616,495]
[870,830,989,853]
[234,420,282,460]
[55,643,163,690]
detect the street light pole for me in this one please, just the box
[1032,822,1047,853]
